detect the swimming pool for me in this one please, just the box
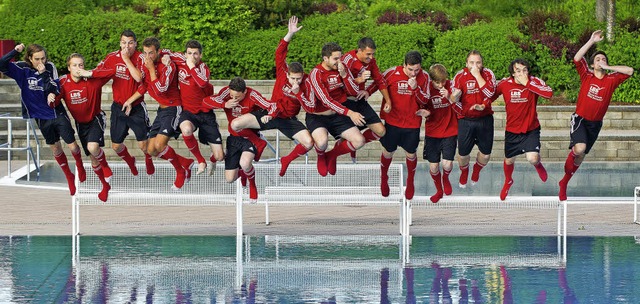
[1,235,639,303]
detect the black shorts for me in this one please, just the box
[110,102,151,143]
[149,106,181,139]
[179,110,223,145]
[344,98,382,129]
[423,135,457,163]
[253,109,307,140]
[457,115,494,156]
[225,135,256,170]
[305,113,356,139]
[35,106,76,145]
[379,123,420,154]
[569,113,602,154]
[76,112,107,156]
[504,127,541,159]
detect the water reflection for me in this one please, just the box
[1,235,639,303]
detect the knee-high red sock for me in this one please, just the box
[459,164,469,188]
[116,145,138,176]
[534,162,547,182]
[244,166,258,200]
[500,161,514,201]
[92,165,111,202]
[144,152,155,175]
[326,140,356,175]
[279,144,310,177]
[430,170,443,203]
[380,154,393,197]
[183,134,206,164]
[158,145,186,189]
[564,151,578,174]
[362,129,381,143]
[442,168,452,195]
[315,145,327,177]
[94,149,112,181]
[559,152,580,201]
[54,151,76,195]
[405,156,417,200]
[470,161,485,184]
[71,148,86,182]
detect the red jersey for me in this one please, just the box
[306,63,359,114]
[341,49,388,96]
[56,69,114,124]
[170,52,213,114]
[137,49,181,107]
[452,67,496,119]
[96,50,144,106]
[381,66,430,129]
[424,80,459,138]
[203,86,276,134]
[493,76,553,134]
[271,39,314,117]
[574,58,630,121]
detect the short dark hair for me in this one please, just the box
[321,42,342,58]
[289,62,304,74]
[589,50,608,65]
[66,53,85,67]
[185,40,203,53]
[466,49,483,61]
[229,77,246,92]
[508,58,530,75]
[404,51,422,66]
[24,44,46,67]
[357,37,376,50]
[142,37,160,51]
[121,29,137,41]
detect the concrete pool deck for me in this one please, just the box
[1,161,639,237]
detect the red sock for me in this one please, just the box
[380,154,393,197]
[534,162,547,182]
[279,144,309,177]
[210,154,217,164]
[245,166,258,200]
[442,168,452,195]
[95,149,112,181]
[500,161,514,201]
[564,151,577,174]
[430,171,443,203]
[362,129,381,143]
[471,161,485,184]
[326,140,356,175]
[315,145,327,177]
[177,154,194,182]
[54,152,76,195]
[71,148,86,182]
[144,152,155,175]
[158,146,186,189]
[238,169,247,187]
[92,165,111,202]
[459,164,469,187]
[116,145,138,176]
[405,157,417,200]
[183,134,206,164]
[239,129,267,161]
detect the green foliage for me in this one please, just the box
[366,0,399,18]
[432,19,525,79]
[530,45,581,102]
[1,0,94,17]
[240,0,317,29]
[367,23,440,71]
[602,30,640,103]
[208,29,283,79]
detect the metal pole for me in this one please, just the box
[7,119,12,178]
[26,119,30,181]
[563,201,567,263]
[236,178,243,238]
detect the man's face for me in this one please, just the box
[403,63,421,79]
[592,54,608,70]
[512,63,529,78]
[466,54,483,70]
[357,47,375,64]
[68,57,84,76]
[432,80,445,90]
[120,36,137,56]
[287,72,304,85]
[323,51,342,71]
[185,47,202,64]
[29,51,46,67]
[143,45,159,64]
[229,89,246,102]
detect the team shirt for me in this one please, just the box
[424,80,459,138]
[170,52,213,114]
[55,68,115,124]
[0,49,60,119]
[137,49,181,107]
[381,65,430,129]
[96,50,144,106]
[341,49,388,96]
[203,86,277,135]
[306,63,359,114]
[452,67,496,119]
[574,57,630,121]
[493,76,553,134]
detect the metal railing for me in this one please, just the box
[0,114,41,180]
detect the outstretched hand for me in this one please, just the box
[288,16,302,35]
[591,30,604,43]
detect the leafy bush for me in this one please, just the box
[367,23,441,71]
[460,11,491,27]
[601,30,640,103]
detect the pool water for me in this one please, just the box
[1,235,639,303]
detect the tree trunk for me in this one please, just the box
[596,0,607,22]
[606,0,616,42]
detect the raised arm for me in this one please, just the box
[574,30,603,62]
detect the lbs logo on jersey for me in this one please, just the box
[465,80,479,94]
[27,78,43,91]
[327,75,343,90]
[397,81,412,95]
[587,84,604,101]
[509,89,527,103]
[69,90,88,104]
[115,64,130,80]
[178,69,189,85]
